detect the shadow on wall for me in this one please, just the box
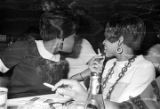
[141,22,160,55]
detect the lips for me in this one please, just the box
[104,48,107,53]
[104,46,107,50]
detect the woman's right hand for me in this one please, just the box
[52,79,88,102]
[88,55,105,74]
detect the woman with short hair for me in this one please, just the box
[59,14,156,103]
[92,14,155,102]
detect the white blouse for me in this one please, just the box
[102,55,155,103]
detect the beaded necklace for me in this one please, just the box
[102,56,136,100]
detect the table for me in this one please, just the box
[7,94,71,109]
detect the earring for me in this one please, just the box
[116,47,123,54]
[116,39,123,54]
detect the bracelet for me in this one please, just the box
[79,73,84,80]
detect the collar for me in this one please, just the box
[35,40,60,62]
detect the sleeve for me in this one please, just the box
[118,62,155,102]
[0,41,28,70]
[67,39,96,77]
[0,59,9,73]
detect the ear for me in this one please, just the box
[118,36,124,46]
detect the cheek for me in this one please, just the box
[108,45,117,53]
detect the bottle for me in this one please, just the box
[85,72,105,109]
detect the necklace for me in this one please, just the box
[102,56,136,100]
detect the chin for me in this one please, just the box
[105,53,113,58]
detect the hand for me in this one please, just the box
[52,79,88,102]
[88,55,105,73]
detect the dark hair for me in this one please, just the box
[106,14,146,51]
[40,12,76,41]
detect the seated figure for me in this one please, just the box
[68,14,156,102]
[0,11,77,98]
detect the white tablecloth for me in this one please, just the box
[7,94,71,109]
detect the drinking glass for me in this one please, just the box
[0,87,8,109]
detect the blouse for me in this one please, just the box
[102,55,155,103]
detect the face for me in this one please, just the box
[59,34,75,53]
[54,34,75,54]
[103,28,119,57]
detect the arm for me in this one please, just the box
[70,68,91,81]
[53,79,159,109]
[70,55,105,81]
[0,41,28,73]
[53,79,138,109]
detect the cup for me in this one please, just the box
[0,87,8,109]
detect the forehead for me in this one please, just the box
[104,26,120,36]
[104,25,122,43]
[105,25,120,33]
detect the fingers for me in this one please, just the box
[97,48,102,56]
[56,88,87,102]
[52,79,77,91]
[89,60,103,73]
[56,88,75,98]
[88,55,104,66]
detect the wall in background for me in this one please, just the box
[0,0,160,51]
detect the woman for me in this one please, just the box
[99,15,155,102]
[68,14,155,103]
[0,11,76,98]
[40,0,97,79]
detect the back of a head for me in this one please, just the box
[39,12,76,41]
[147,44,160,62]
[108,14,146,51]
[146,44,160,76]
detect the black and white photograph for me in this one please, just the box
[0,0,160,109]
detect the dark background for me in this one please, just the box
[0,0,160,52]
